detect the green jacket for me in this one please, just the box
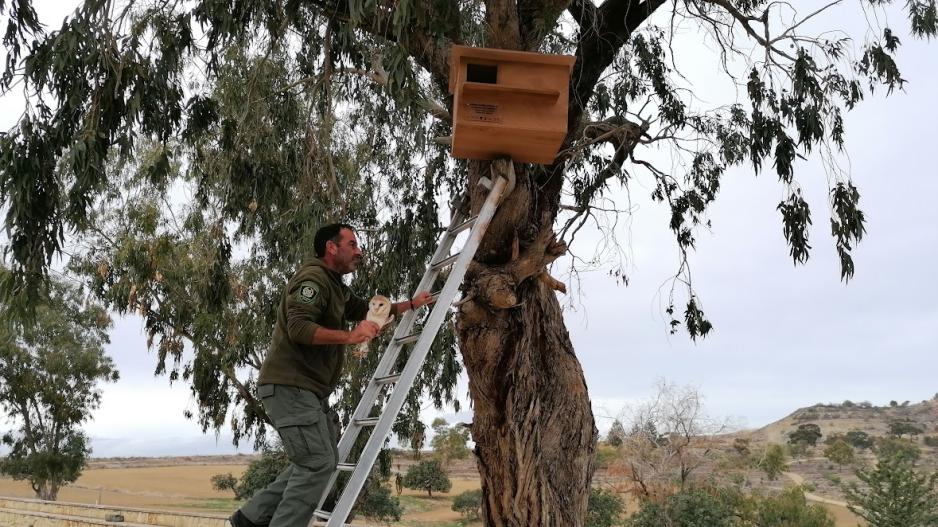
[258,258,370,398]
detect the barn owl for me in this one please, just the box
[353,295,394,359]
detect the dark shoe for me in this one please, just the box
[228,510,268,527]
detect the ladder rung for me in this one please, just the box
[374,374,402,385]
[431,253,460,271]
[449,216,478,234]
[355,417,380,427]
[430,290,441,302]
[337,463,356,472]
[479,176,493,189]
[313,509,331,519]
[396,332,421,345]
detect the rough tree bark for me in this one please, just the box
[456,160,596,526]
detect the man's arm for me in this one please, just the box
[312,323,379,345]
[286,278,379,345]
[391,291,436,316]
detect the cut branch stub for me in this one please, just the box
[476,269,518,309]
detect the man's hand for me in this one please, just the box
[347,321,380,344]
[411,291,436,309]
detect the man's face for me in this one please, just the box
[327,228,363,274]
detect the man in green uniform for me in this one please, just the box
[228,223,433,527]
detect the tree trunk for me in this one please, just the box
[456,160,597,526]
[36,480,60,501]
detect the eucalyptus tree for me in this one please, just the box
[0,268,118,500]
[1,0,936,524]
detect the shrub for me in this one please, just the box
[452,489,483,520]
[758,444,788,481]
[595,444,618,469]
[923,436,938,448]
[587,487,624,527]
[356,479,403,524]
[626,487,735,527]
[875,437,921,464]
[231,444,289,500]
[845,430,875,450]
[824,439,855,467]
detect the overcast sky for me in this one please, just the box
[2,2,936,457]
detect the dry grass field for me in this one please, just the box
[0,455,863,526]
[0,463,247,515]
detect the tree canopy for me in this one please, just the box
[0,267,118,500]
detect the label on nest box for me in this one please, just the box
[466,103,502,123]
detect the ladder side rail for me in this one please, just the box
[333,200,470,459]
[323,177,508,527]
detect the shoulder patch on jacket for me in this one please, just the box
[295,281,322,304]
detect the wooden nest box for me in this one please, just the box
[449,45,575,165]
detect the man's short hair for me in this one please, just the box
[314,223,355,257]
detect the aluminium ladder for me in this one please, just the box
[311,170,512,527]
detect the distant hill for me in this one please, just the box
[745,398,938,445]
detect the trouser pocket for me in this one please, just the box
[262,385,336,471]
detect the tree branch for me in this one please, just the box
[566,0,598,28]
[567,0,667,133]
[518,0,573,50]
[306,0,452,80]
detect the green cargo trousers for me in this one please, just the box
[240,384,338,527]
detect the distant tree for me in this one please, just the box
[789,424,823,446]
[452,489,483,521]
[875,438,922,465]
[843,401,855,408]
[758,444,788,481]
[891,400,899,407]
[844,455,938,527]
[211,473,238,492]
[620,381,727,497]
[402,459,451,498]
[429,418,470,466]
[889,420,925,438]
[0,270,118,501]
[607,420,627,448]
[586,487,624,527]
[824,439,855,467]
[845,430,875,450]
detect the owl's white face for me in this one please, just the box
[369,295,391,317]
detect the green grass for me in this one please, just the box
[397,494,438,513]
[165,497,243,512]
